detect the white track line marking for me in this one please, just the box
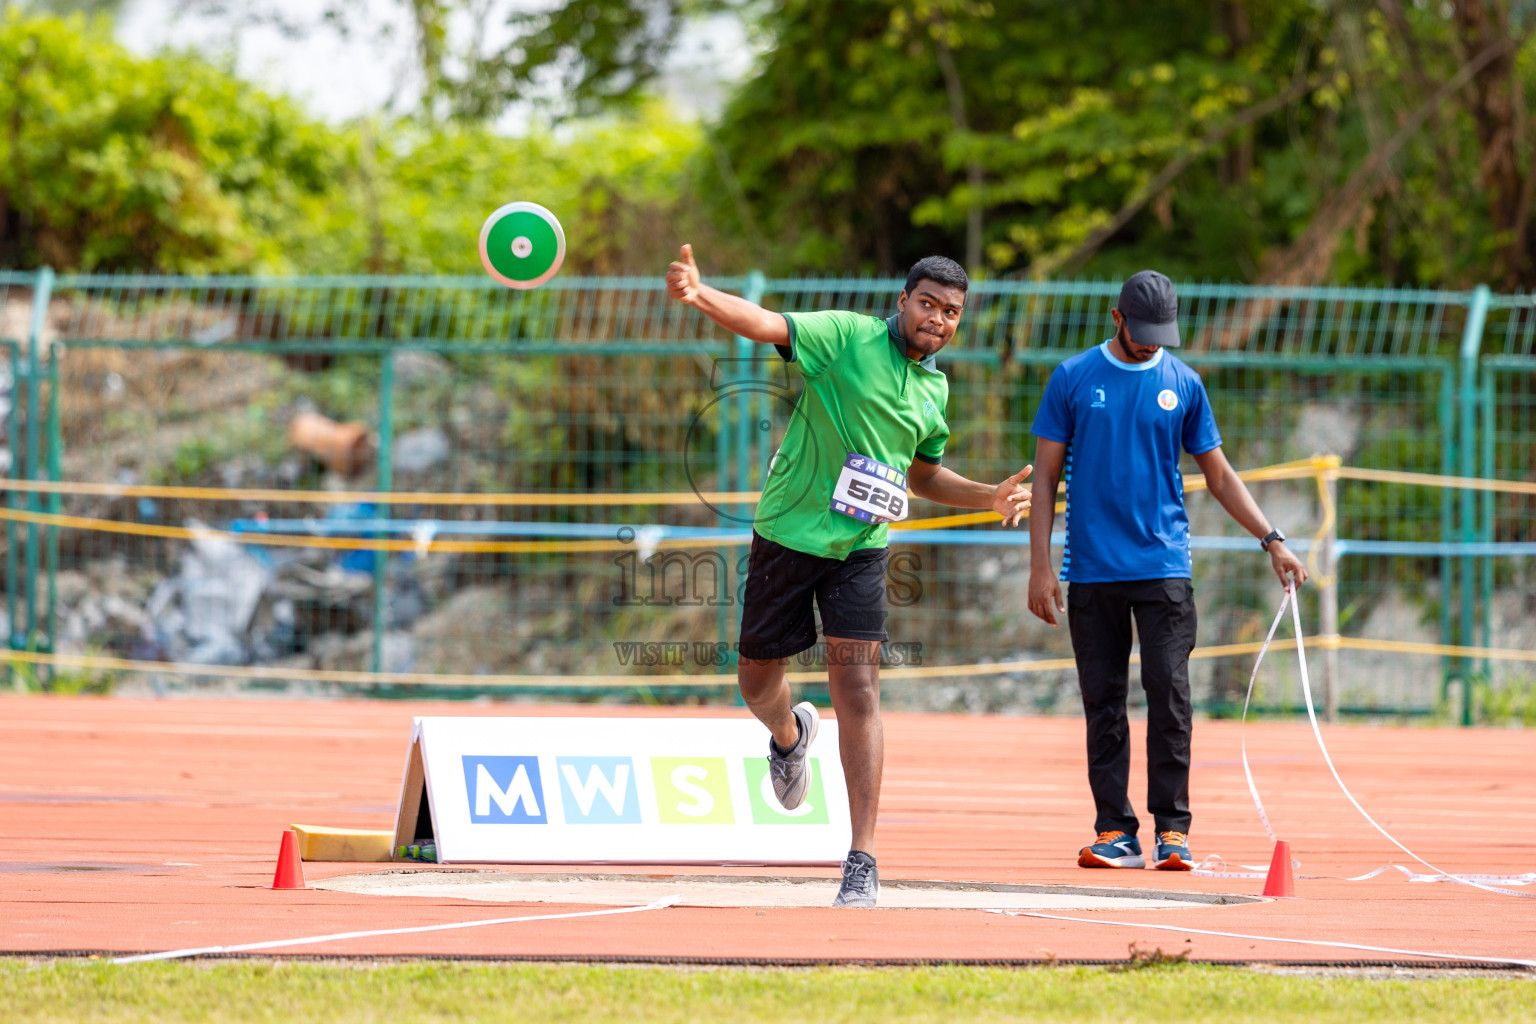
[111,896,678,964]
[989,910,1536,967]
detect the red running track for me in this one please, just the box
[2,695,1532,964]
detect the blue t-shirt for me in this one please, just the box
[1031,341,1222,583]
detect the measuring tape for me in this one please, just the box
[1193,583,1535,897]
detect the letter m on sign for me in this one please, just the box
[462,755,547,824]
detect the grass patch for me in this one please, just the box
[1477,675,1536,726]
[3,960,1533,1023]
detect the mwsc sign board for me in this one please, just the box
[392,717,850,864]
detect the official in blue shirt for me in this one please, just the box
[1027,270,1308,872]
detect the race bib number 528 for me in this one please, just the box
[830,453,909,524]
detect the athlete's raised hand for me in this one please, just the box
[666,244,702,305]
[993,465,1033,527]
[659,244,789,345]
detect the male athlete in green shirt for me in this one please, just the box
[666,245,1032,906]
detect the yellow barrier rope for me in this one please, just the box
[0,506,750,554]
[893,503,1066,531]
[1307,455,1341,587]
[1184,456,1333,491]
[0,455,1348,510]
[892,510,1000,530]
[5,632,1529,690]
[1329,635,1536,663]
[894,458,1327,530]
[0,453,1521,555]
[0,480,763,506]
[0,457,1450,508]
[0,641,1261,688]
[1338,466,1536,496]
[3,451,1525,691]
[0,480,1033,532]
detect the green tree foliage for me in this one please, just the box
[0,11,738,275]
[703,0,1536,287]
[0,1,125,14]
[703,0,1337,278]
[0,11,338,272]
[181,0,735,121]
[290,106,745,276]
[9,1,1536,288]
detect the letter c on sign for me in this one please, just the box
[670,764,715,817]
[759,771,815,817]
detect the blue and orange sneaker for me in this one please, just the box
[1152,831,1194,870]
[1078,830,1145,868]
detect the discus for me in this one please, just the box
[478,201,566,289]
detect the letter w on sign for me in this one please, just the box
[556,757,642,823]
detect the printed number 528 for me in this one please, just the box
[846,478,905,517]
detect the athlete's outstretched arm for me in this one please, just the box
[665,244,789,346]
[1026,438,1068,627]
[1191,446,1308,588]
[907,461,1032,526]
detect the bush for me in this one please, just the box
[0,11,338,272]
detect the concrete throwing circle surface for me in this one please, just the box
[315,870,1262,911]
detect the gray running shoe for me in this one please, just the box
[832,851,879,907]
[767,701,820,810]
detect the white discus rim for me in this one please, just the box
[478,201,567,289]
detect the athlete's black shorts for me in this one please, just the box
[736,532,889,660]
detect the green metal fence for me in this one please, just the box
[0,269,1528,719]
[1478,292,1536,716]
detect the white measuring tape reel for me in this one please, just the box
[478,201,566,289]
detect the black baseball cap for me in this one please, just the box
[1117,270,1180,348]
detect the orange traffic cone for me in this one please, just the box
[1261,839,1296,898]
[270,828,309,890]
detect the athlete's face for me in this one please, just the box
[1110,309,1160,363]
[896,280,966,360]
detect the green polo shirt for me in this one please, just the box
[754,310,951,560]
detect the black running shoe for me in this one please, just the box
[832,850,879,908]
[767,701,820,810]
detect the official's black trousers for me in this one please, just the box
[1067,578,1197,836]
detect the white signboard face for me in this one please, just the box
[400,716,850,865]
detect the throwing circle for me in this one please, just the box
[478,202,566,289]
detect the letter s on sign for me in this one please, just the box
[670,765,715,817]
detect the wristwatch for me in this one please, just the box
[1260,529,1285,551]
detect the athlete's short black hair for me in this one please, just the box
[904,256,969,296]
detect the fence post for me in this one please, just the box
[371,350,396,676]
[714,322,732,672]
[723,271,767,683]
[5,344,16,683]
[1480,366,1494,688]
[45,341,61,679]
[734,271,766,504]
[1437,370,1454,706]
[1456,284,1489,725]
[23,267,52,661]
[1320,468,1340,723]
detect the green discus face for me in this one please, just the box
[478,202,566,289]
